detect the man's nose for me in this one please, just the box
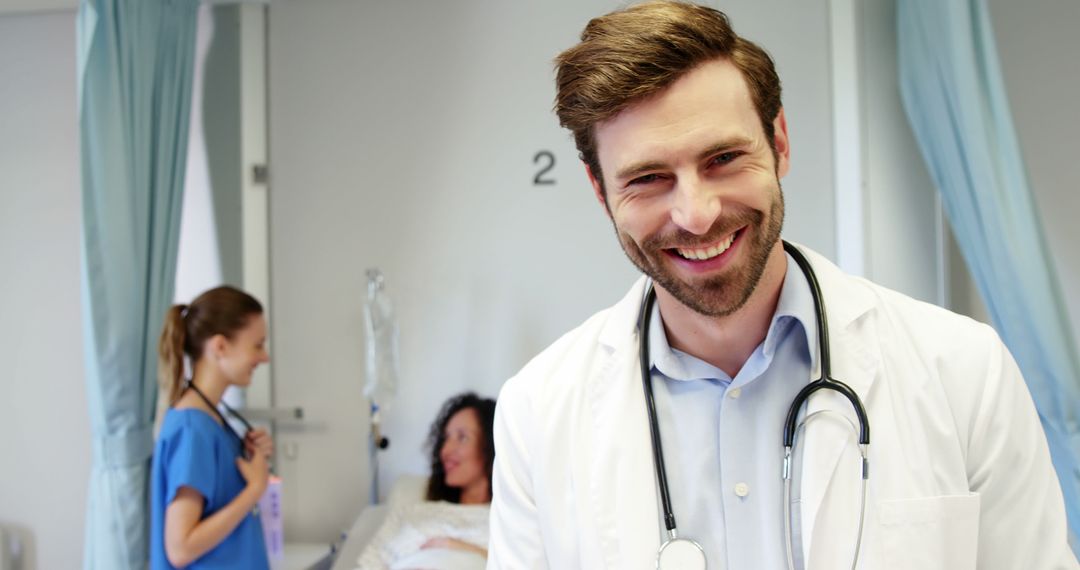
[670,176,722,235]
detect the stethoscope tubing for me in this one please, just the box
[186,381,254,456]
[638,286,679,533]
[781,241,869,448]
[639,240,871,564]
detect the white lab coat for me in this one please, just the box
[488,246,1077,570]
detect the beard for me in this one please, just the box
[614,186,785,318]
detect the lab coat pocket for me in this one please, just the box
[878,493,980,570]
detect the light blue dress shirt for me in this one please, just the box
[648,252,818,569]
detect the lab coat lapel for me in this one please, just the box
[792,248,881,568]
[588,277,663,569]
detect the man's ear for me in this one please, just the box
[772,108,791,178]
[585,163,611,217]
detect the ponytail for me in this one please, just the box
[158,304,188,405]
[157,286,264,406]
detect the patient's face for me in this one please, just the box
[440,408,486,491]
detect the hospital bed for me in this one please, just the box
[329,474,428,570]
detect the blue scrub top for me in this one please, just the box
[151,408,269,570]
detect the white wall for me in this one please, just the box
[0,10,87,570]
[859,0,944,304]
[988,0,1080,348]
[0,0,75,14]
[266,0,835,541]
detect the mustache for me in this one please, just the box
[642,211,762,250]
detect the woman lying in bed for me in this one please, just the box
[357,392,497,570]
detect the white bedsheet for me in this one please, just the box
[355,501,489,570]
[331,475,491,570]
[387,547,485,570]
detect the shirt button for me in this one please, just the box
[734,482,750,497]
[728,387,742,399]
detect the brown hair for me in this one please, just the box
[425,392,497,503]
[158,286,264,405]
[554,0,782,191]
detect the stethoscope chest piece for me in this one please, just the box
[657,536,707,570]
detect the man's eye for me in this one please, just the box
[711,152,741,165]
[628,173,661,186]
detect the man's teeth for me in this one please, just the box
[676,234,735,261]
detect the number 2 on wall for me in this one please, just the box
[533,151,556,186]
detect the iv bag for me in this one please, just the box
[363,269,400,408]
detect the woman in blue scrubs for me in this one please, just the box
[151,286,273,569]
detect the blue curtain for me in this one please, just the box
[897,0,1080,551]
[78,0,198,567]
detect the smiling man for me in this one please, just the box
[487,2,1076,570]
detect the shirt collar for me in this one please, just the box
[647,251,819,384]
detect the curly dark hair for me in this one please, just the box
[424,392,497,503]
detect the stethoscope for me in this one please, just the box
[639,240,870,570]
[185,381,256,458]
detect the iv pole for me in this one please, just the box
[364,269,397,504]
